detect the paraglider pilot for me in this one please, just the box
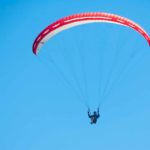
[88,108,100,124]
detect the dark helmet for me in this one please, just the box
[94,111,96,115]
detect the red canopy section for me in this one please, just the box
[33,12,150,55]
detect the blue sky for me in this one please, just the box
[0,0,150,150]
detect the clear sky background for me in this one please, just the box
[0,0,150,150]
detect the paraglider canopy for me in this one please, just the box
[32,12,150,55]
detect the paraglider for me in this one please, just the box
[32,12,150,124]
[32,12,150,55]
[88,108,100,124]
